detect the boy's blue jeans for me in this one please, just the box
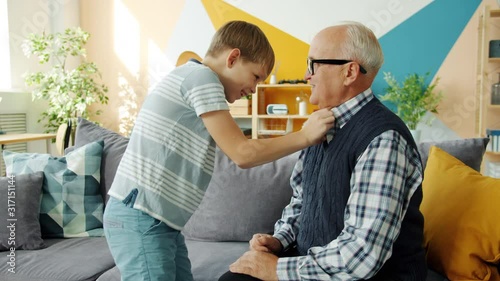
[103,190,193,281]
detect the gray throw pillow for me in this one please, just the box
[73,118,129,204]
[182,148,299,242]
[0,172,45,251]
[418,138,489,172]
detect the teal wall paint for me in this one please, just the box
[372,0,481,102]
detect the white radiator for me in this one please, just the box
[0,113,27,176]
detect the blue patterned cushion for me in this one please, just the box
[3,141,104,238]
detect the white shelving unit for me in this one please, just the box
[477,5,500,176]
[251,84,314,139]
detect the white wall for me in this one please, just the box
[2,0,80,153]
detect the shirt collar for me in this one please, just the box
[325,89,374,143]
[188,58,202,64]
[332,88,374,129]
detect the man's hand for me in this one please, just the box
[249,233,283,254]
[229,250,279,281]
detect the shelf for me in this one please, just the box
[246,84,316,138]
[257,129,288,135]
[491,9,500,18]
[489,57,500,63]
[257,115,309,119]
[257,83,311,88]
[231,115,252,119]
[477,5,500,140]
[485,151,500,162]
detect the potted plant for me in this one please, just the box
[22,27,108,137]
[380,72,443,141]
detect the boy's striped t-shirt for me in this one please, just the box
[108,60,229,230]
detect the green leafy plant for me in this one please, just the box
[380,72,443,130]
[22,27,108,133]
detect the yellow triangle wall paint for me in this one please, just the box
[201,0,310,82]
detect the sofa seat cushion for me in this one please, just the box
[186,239,249,281]
[91,239,249,281]
[96,266,120,281]
[0,238,115,281]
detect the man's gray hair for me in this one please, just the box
[334,21,384,75]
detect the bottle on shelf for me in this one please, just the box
[295,91,309,116]
[492,72,500,105]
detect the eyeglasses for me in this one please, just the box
[307,58,367,75]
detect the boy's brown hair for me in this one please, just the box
[206,20,275,77]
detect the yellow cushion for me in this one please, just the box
[421,146,500,280]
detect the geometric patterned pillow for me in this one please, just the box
[3,141,104,238]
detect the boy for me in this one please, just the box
[103,20,334,281]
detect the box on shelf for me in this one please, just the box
[257,118,293,136]
[486,129,500,152]
[228,99,251,115]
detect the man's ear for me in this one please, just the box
[226,48,241,68]
[343,62,360,86]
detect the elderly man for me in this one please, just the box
[220,21,427,281]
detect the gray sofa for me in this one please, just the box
[0,118,493,281]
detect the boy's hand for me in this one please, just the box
[249,233,283,254]
[300,108,335,145]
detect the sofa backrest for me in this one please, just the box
[182,148,299,242]
[73,118,129,204]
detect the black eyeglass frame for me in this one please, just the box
[307,58,367,75]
